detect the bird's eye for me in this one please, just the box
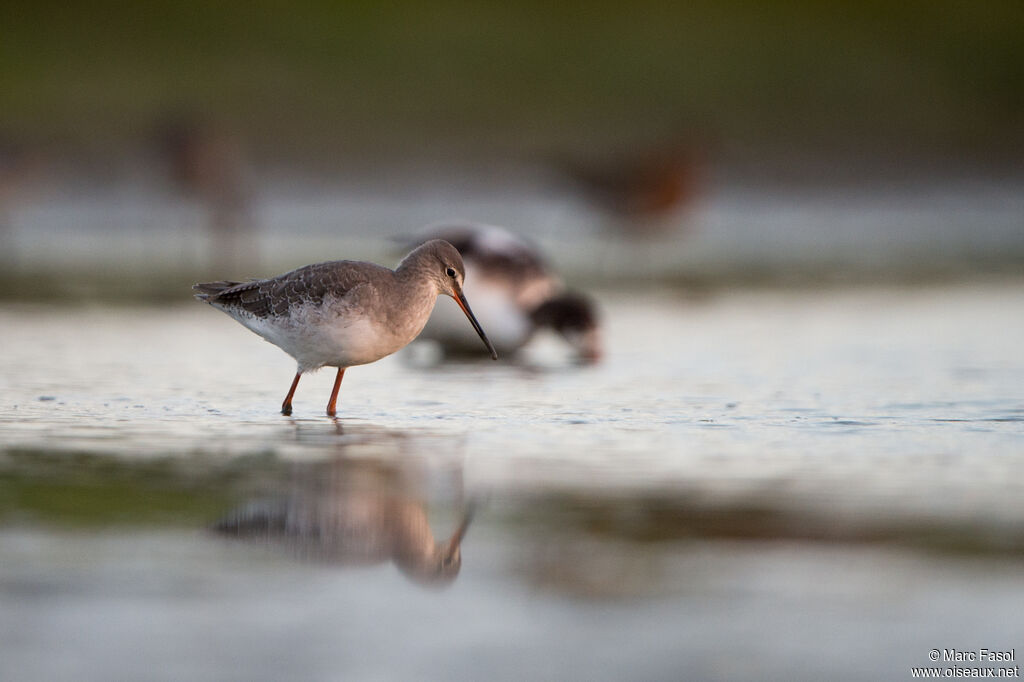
[445,267,456,278]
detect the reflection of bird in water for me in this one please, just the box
[558,144,707,235]
[409,223,602,363]
[156,115,255,272]
[212,458,473,586]
[193,240,497,416]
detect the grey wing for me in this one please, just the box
[195,261,382,317]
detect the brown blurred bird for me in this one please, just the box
[157,114,254,271]
[558,143,708,234]
[0,137,45,265]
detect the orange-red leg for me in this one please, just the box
[326,367,346,417]
[281,372,301,416]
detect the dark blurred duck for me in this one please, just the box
[213,457,472,587]
[410,223,602,363]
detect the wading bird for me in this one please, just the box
[194,239,497,416]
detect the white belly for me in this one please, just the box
[225,297,424,371]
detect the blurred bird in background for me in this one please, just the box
[557,140,709,236]
[0,136,45,267]
[156,114,256,272]
[408,223,602,364]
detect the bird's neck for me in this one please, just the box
[395,254,440,295]
[386,261,440,342]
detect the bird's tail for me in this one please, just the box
[192,280,244,302]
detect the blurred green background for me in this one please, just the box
[3,0,1022,166]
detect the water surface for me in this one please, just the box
[2,283,1023,680]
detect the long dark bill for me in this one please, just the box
[454,289,499,360]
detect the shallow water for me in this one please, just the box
[2,283,1024,680]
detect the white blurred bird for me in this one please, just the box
[408,223,602,363]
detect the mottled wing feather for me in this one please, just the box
[227,280,278,317]
[195,261,382,318]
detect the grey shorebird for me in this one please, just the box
[193,239,497,416]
